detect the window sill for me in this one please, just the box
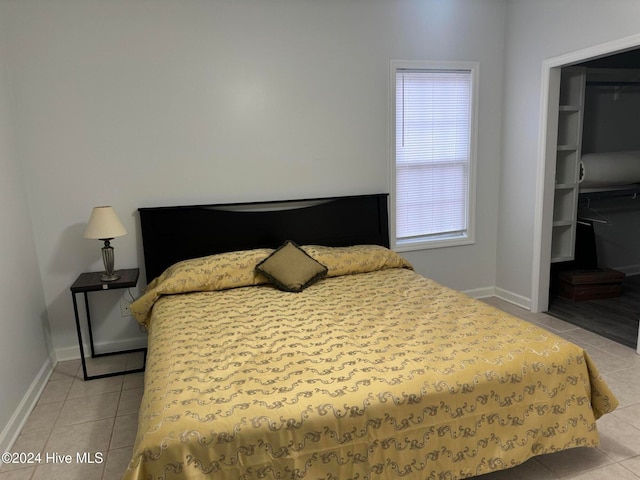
[393,236,474,252]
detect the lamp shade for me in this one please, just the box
[83,206,127,240]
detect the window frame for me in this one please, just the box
[389,60,479,252]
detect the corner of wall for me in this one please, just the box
[0,355,56,454]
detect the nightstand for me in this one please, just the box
[70,268,147,381]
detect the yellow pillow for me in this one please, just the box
[256,241,328,292]
[302,244,413,277]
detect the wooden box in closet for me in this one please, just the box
[557,268,625,301]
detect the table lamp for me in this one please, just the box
[84,206,127,281]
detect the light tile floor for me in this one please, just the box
[0,354,144,480]
[1,298,640,479]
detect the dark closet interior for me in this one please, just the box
[547,49,640,349]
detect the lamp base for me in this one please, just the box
[99,239,119,282]
[100,272,120,282]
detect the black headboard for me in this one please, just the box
[139,194,389,283]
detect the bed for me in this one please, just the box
[124,194,618,480]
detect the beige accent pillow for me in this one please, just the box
[256,241,328,292]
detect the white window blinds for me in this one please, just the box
[393,66,475,249]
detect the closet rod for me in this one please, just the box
[586,81,640,86]
[579,187,640,202]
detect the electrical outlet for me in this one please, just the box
[120,296,132,317]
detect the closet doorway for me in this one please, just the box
[537,43,640,352]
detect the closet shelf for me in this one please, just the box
[552,220,574,227]
[555,183,577,190]
[551,67,586,264]
[551,254,573,263]
[559,105,582,112]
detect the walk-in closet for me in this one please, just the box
[548,49,640,349]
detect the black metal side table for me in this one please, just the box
[70,268,147,380]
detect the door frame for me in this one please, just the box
[532,33,640,315]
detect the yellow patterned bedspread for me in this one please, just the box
[124,246,618,480]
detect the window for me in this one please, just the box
[391,61,477,251]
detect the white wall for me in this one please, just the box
[499,0,640,307]
[0,0,507,356]
[0,39,53,449]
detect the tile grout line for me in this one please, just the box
[29,362,74,480]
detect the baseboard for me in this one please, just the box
[56,337,148,362]
[494,287,532,310]
[463,286,497,299]
[0,354,55,454]
[463,285,532,311]
[612,264,640,277]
